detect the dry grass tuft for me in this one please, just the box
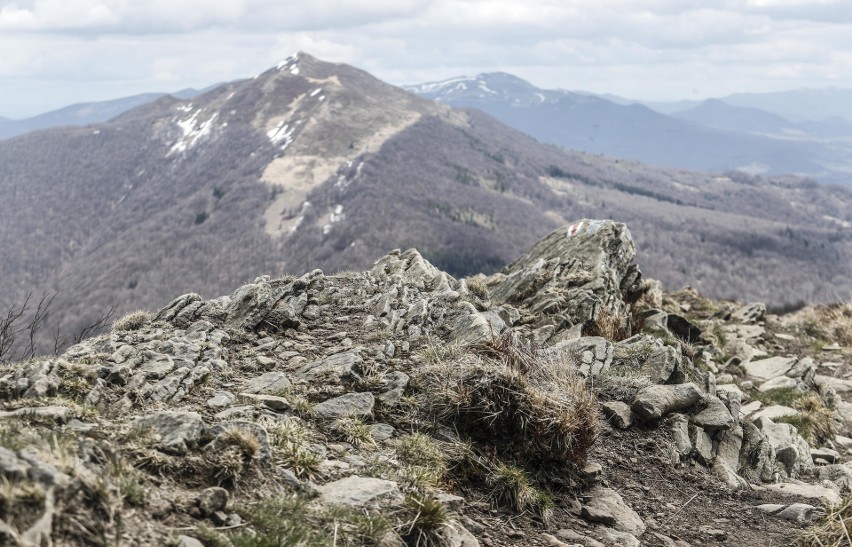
[399,493,451,547]
[334,417,375,448]
[486,463,553,522]
[796,300,852,347]
[776,393,837,445]
[470,330,536,374]
[395,433,448,489]
[205,427,261,485]
[276,441,322,479]
[465,276,490,301]
[585,305,630,341]
[112,310,152,332]
[419,332,599,463]
[798,496,852,546]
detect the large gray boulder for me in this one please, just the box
[490,220,643,338]
[133,411,205,454]
[632,383,702,422]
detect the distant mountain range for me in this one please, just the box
[6,71,852,187]
[1,54,850,352]
[406,74,852,186]
[646,88,852,122]
[0,87,208,140]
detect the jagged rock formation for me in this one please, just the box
[0,220,850,546]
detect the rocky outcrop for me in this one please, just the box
[0,219,847,545]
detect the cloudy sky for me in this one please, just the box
[1,0,851,118]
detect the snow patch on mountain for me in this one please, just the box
[267,120,295,150]
[169,108,219,155]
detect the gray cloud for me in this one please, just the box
[1,0,850,117]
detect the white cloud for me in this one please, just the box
[1,0,851,116]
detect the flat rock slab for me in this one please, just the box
[633,383,701,421]
[206,391,236,409]
[313,392,375,420]
[300,351,363,380]
[601,401,633,429]
[581,487,645,536]
[134,411,204,454]
[815,375,852,394]
[758,376,799,392]
[318,476,403,508]
[238,393,290,411]
[751,405,799,423]
[763,482,841,506]
[756,503,818,524]
[691,397,734,432]
[743,356,797,382]
[0,406,72,424]
[243,372,291,395]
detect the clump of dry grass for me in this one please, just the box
[465,276,490,301]
[485,463,554,523]
[776,392,836,445]
[112,310,152,332]
[399,493,451,547]
[798,496,852,546]
[205,427,261,485]
[470,330,536,374]
[419,331,599,463]
[585,305,630,341]
[796,300,852,347]
[334,417,375,448]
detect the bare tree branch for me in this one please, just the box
[72,304,118,345]
[0,293,31,362]
[20,292,55,361]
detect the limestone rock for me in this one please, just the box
[134,411,204,454]
[731,303,766,324]
[491,220,642,337]
[243,372,291,394]
[313,392,375,420]
[0,447,29,480]
[550,337,613,378]
[197,487,229,516]
[300,351,362,381]
[758,376,799,392]
[318,476,403,508]
[669,414,692,458]
[751,405,799,423]
[763,482,841,505]
[691,397,734,432]
[601,401,633,429]
[238,393,290,411]
[743,356,799,382]
[581,487,645,536]
[756,503,817,524]
[690,426,714,466]
[633,383,702,422]
[438,521,481,547]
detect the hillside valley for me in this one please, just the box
[0,53,851,355]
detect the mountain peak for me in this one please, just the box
[404,71,564,106]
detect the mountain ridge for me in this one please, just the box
[1,53,850,355]
[408,73,852,186]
